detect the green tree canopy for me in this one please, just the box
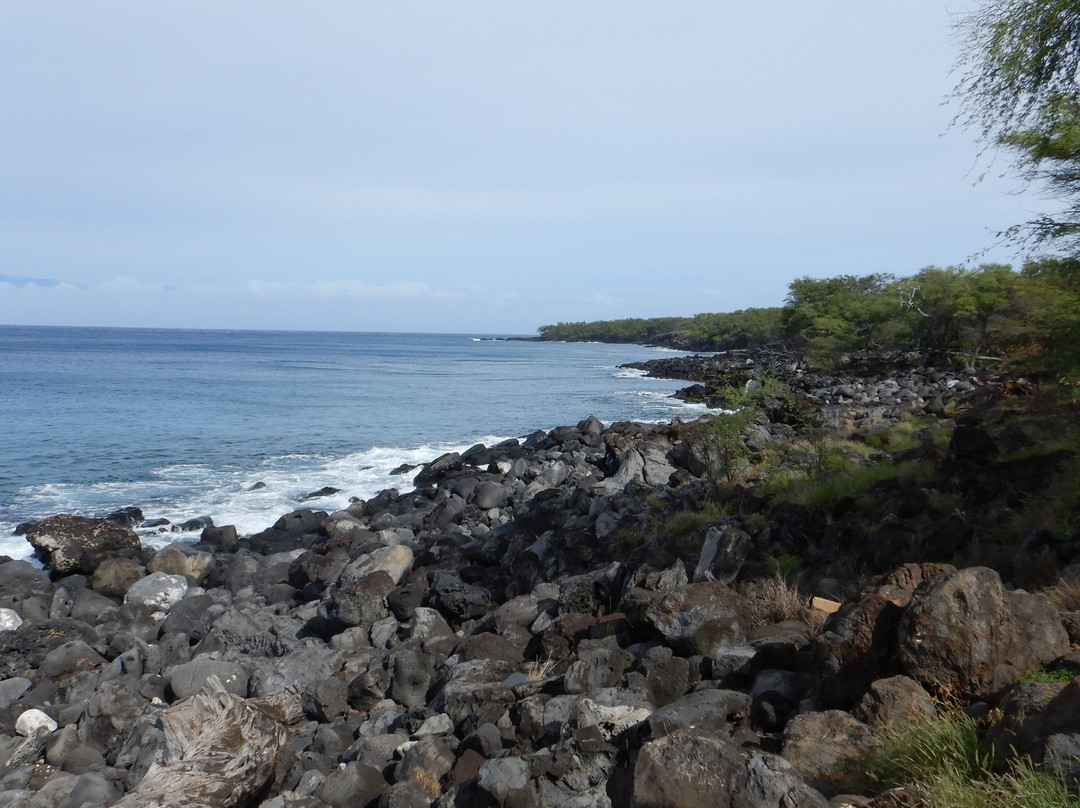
[784,273,900,361]
[896,264,1020,367]
[955,1,1080,249]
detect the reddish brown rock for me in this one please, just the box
[897,567,1069,700]
[814,563,953,708]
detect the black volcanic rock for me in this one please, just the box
[0,348,1073,806]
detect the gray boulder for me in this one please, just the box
[474,480,509,510]
[644,688,752,739]
[124,572,189,613]
[431,572,493,622]
[329,570,394,629]
[413,452,463,488]
[166,657,250,700]
[632,728,828,807]
[642,581,750,657]
[694,524,753,585]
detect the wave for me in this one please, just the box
[0,438,513,560]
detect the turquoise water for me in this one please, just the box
[0,327,702,556]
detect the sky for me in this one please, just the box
[0,2,1048,334]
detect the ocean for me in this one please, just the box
[0,326,704,560]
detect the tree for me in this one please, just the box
[783,274,900,363]
[954,1,1080,250]
[1017,254,1080,376]
[895,264,1020,368]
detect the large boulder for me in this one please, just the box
[641,581,750,657]
[852,675,938,731]
[91,557,146,599]
[124,572,189,614]
[338,544,414,588]
[20,515,140,575]
[897,567,1069,700]
[813,563,953,708]
[592,449,645,496]
[694,524,752,585]
[643,689,751,739]
[632,728,829,807]
[413,452,463,488]
[781,710,881,797]
[147,542,216,585]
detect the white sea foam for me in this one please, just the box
[0,438,514,560]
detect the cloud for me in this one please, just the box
[242,279,464,301]
[0,273,535,332]
[0,274,65,288]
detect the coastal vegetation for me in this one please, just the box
[540,259,1080,381]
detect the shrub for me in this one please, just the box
[861,710,1074,807]
[659,503,724,541]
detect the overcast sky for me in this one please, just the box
[0,2,1044,334]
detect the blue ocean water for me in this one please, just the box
[0,326,703,559]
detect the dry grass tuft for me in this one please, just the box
[1043,578,1080,611]
[743,574,825,633]
[413,768,442,797]
[527,651,563,682]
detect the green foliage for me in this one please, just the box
[779,265,1024,368]
[763,550,802,581]
[955,1,1080,251]
[863,710,1073,808]
[992,451,1080,553]
[659,503,724,540]
[1017,255,1080,380]
[756,427,921,512]
[780,461,900,512]
[536,316,688,344]
[682,375,791,483]
[683,307,786,349]
[690,409,757,483]
[864,711,993,792]
[896,264,1022,366]
[784,273,901,363]
[780,433,871,479]
[536,307,784,349]
[537,258,1080,382]
[1018,667,1076,684]
[612,527,647,546]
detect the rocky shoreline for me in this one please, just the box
[1,349,1078,807]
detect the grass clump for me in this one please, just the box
[742,574,824,633]
[1018,667,1077,685]
[659,502,724,540]
[1044,577,1080,611]
[762,459,900,511]
[862,711,1074,807]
